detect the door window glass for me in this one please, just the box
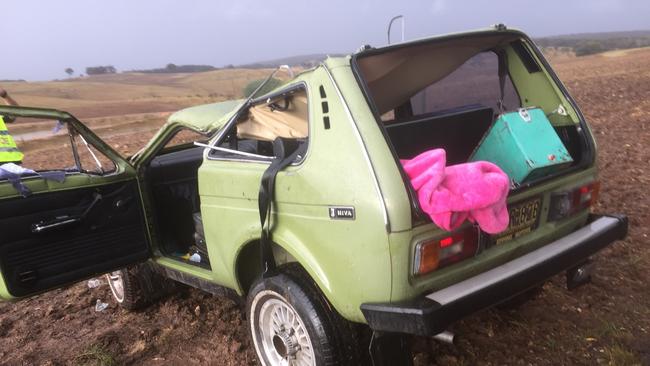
[4,116,117,175]
[11,119,76,171]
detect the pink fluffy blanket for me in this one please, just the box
[401,149,510,234]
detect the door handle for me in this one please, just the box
[31,216,80,233]
[31,192,102,234]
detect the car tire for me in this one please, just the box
[246,265,360,366]
[106,263,175,310]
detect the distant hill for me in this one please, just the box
[127,64,218,74]
[540,30,650,40]
[121,54,342,75]
[90,30,650,78]
[242,31,650,64]
[535,30,650,56]
[233,53,345,69]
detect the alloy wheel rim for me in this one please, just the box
[105,271,125,303]
[257,296,315,366]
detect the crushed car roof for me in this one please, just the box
[166,99,243,132]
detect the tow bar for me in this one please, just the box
[566,258,594,290]
[369,332,413,366]
[369,330,455,365]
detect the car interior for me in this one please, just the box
[145,87,309,268]
[385,104,494,164]
[147,145,207,266]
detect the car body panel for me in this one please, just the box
[324,58,413,233]
[505,46,579,126]
[197,69,392,321]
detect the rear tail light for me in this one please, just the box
[549,181,600,221]
[413,226,479,276]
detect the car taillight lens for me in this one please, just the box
[413,226,479,276]
[548,181,600,221]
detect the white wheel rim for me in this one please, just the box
[106,271,125,303]
[252,291,315,366]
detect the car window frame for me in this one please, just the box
[67,123,119,176]
[0,107,137,209]
[0,118,121,181]
[205,81,311,166]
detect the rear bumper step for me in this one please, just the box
[361,214,628,336]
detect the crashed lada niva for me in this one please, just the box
[0,26,628,365]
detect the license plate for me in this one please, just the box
[492,196,542,245]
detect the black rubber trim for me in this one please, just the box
[361,214,628,336]
[156,265,240,303]
[510,39,542,73]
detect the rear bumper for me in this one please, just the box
[361,214,628,336]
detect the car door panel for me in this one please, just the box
[0,106,152,300]
[0,179,149,298]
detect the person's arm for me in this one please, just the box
[0,87,18,106]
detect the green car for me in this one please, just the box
[0,26,628,366]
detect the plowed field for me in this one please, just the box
[1,49,648,365]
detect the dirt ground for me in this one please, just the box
[1,49,649,365]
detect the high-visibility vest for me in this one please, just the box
[0,116,24,163]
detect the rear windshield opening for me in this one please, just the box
[356,35,525,163]
[408,52,520,119]
[354,32,592,202]
[379,50,520,165]
[354,34,587,174]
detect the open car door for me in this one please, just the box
[0,106,150,300]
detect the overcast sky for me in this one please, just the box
[2,0,649,80]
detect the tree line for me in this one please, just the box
[128,63,220,74]
[536,32,650,56]
[60,30,650,79]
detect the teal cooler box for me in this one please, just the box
[470,108,573,185]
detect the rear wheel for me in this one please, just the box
[247,266,360,366]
